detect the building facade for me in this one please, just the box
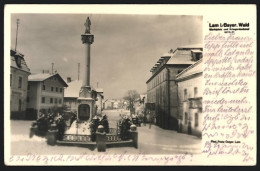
[146,44,202,131]
[10,49,31,119]
[103,99,115,110]
[64,79,104,115]
[176,59,203,137]
[27,73,68,119]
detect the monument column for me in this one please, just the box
[77,17,96,122]
[81,17,94,87]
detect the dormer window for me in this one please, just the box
[191,51,202,61]
[16,56,22,68]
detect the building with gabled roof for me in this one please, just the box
[26,72,68,119]
[146,44,202,131]
[176,59,203,137]
[10,49,31,119]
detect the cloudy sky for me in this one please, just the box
[11,14,202,99]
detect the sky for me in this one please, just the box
[11,14,202,99]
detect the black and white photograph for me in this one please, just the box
[5,4,256,166]
[9,12,203,156]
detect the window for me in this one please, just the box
[27,84,30,90]
[19,99,22,111]
[10,74,12,87]
[27,97,30,103]
[55,98,57,104]
[194,87,198,97]
[18,76,22,88]
[185,112,188,125]
[43,85,46,90]
[56,87,58,92]
[195,113,199,127]
[41,97,45,103]
[51,87,54,91]
[184,89,187,100]
[50,98,53,104]
[16,57,21,67]
[60,88,62,93]
[59,99,62,104]
[196,53,202,60]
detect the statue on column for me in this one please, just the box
[84,17,91,34]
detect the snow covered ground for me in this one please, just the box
[9,109,201,155]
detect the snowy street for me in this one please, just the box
[10,109,201,155]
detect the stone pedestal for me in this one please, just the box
[77,86,96,121]
[130,125,138,148]
[96,125,106,152]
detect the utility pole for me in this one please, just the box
[51,63,54,74]
[15,19,20,51]
[78,63,80,80]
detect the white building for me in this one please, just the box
[176,59,203,138]
[27,73,68,118]
[10,49,31,119]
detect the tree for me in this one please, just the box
[123,90,140,112]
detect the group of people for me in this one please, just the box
[35,112,66,136]
[118,114,133,140]
[90,114,110,141]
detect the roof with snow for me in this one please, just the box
[161,52,172,57]
[166,44,203,65]
[29,73,68,87]
[150,53,172,72]
[64,80,102,98]
[10,49,30,73]
[191,49,203,53]
[64,80,82,98]
[96,88,104,93]
[176,58,203,81]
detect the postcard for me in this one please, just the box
[4,4,256,165]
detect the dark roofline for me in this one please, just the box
[175,58,203,79]
[54,73,68,87]
[146,63,193,84]
[177,47,203,50]
[147,46,202,84]
[11,49,24,58]
[29,73,68,87]
[10,66,31,74]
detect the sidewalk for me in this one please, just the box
[137,124,202,154]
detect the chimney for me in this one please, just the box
[67,77,71,83]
